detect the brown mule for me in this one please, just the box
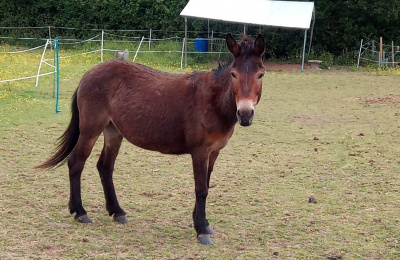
[37,33,266,245]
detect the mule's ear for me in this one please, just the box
[226,33,240,57]
[254,34,265,56]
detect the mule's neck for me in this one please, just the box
[210,68,238,126]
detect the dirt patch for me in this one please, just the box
[211,61,315,72]
[264,61,304,72]
[343,96,400,104]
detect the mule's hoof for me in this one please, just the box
[114,215,128,224]
[75,214,92,223]
[198,234,213,245]
[205,225,215,235]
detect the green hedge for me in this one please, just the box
[1,0,400,61]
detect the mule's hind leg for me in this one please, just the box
[96,123,128,224]
[68,134,101,223]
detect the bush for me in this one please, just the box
[319,51,334,69]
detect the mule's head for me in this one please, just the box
[226,33,265,126]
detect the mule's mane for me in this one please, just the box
[238,35,255,55]
[212,60,232,82]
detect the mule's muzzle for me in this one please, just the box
[237,108,254,126]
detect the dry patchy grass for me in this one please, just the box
[1,51,400,259]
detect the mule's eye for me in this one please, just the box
[258,73,264,79]
[231,72,237,79]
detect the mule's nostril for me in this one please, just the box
[237,108,255,127]
[237,109,254,119]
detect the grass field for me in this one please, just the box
[1,47,400,259]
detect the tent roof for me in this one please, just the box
[180,0,315,30]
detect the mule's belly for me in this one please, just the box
[116,118,188,155]
[110,92,190,155]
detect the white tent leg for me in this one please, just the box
[301,30,308,72]
[308,9,316,56]
[185,17,188,67]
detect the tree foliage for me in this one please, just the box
[313,0,400,55]
[1,0,400,58]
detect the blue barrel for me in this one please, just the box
[194,38,208,52]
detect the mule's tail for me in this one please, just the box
[36,89,80,169]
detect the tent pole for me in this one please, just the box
[208,19,210,38]
[308,8,316,56]
[301,30,307,72]
[185,17,188,67]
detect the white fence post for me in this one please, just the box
[133,36,145,62]
[48,26,52,49]
[357,39,363,69]
[101,30,104,62]
[180,37,185,70]
[149,29,152,50]
[35,39,50,87]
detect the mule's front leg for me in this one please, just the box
[192,151,214,245]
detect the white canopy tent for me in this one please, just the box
[180,0,315,71]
